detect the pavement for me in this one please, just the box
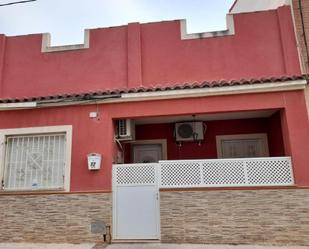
[105,245,309,249]
[0,244,95,249]
[0,244,309,249]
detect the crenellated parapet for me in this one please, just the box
[41,29,90,53]
[180,14,235,40]
[0,5,301,99]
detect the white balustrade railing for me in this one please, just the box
[113,157,294,188]
[159,157,294,188]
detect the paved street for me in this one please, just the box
[0,244,309,249]
[106,245,309,249]
[0,243,95,249]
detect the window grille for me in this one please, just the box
[3,133,66,190]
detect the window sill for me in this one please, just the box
[0,189,112,196]
[0,189,67,196]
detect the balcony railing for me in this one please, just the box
[113,157,294,188]
[159,157,294,188]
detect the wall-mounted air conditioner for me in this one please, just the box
[175,122,205,141]
[117,119,135,141]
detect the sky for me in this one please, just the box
[0,0,234,46]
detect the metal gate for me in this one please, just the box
[112,163,160,240]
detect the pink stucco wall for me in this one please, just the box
[0,90,308,191]
[0,6,300,99]
[0,5,307,192]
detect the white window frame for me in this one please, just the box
[216,133,269,159]
[0,125,72,192]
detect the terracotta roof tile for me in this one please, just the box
[0,75,307,103]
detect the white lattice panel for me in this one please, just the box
[246,158,294,185]
[113,157,294,189]
[158,157,294,188]
[115,164,157,185]
[160,161,201,186]
[202,160,246,185]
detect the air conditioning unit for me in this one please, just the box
[117,119,135,141]
[175,122,205,142]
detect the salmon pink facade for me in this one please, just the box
[0,2,309,245]
[0,6,301,98]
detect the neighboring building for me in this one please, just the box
[291,0,309,114]
[290,0,309,73]
[0,1,309,245]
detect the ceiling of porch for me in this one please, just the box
[134,110,277,124]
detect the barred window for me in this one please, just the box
[0,126,72,191]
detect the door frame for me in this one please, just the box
[130,139,168,161]
[112,163,161,240]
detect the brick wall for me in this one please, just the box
[3,189,309,245]
[160,189,309,245]
[292,0,309,73]
[0,193,112,243]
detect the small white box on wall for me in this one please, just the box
[87,153,102,170]
[89,112,98,118]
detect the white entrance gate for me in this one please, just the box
[112,163,160,240]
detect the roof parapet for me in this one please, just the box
[41,29,90,53]
[180,14,235,40]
